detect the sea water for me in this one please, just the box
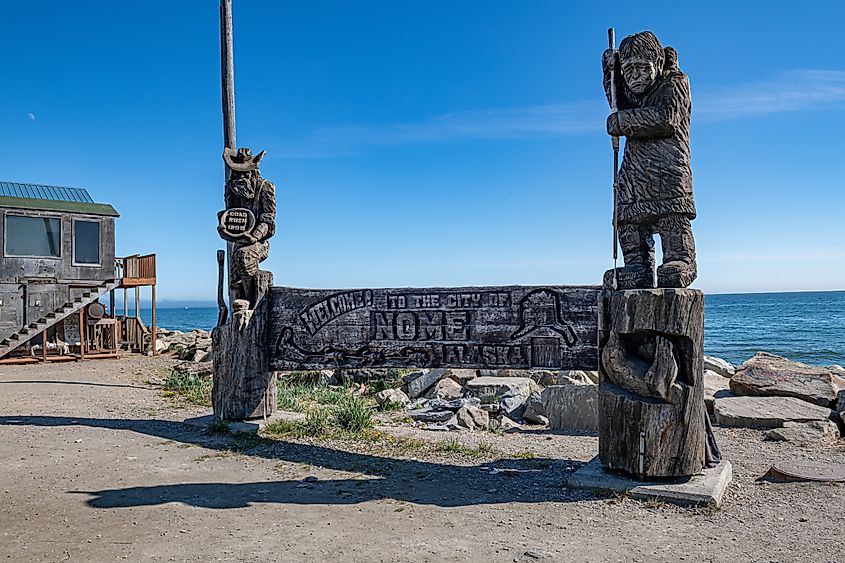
[141,291,845,368]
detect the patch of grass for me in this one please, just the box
[164,370,212,407]
[332,395,374,433]
[264,418,311,439]
[194,449,239,462]
[265,409,337,439]
[476,442,496,455]
[311,385,354,406]
[286,370,325,385]
[378,400,405,412]
[366,370,407,395]
[512,450,535,460]
[435,438,499,459]
[304,408,336,436]
[206,417,230,435]
[276,378,367,413]
[643,497,667,509]
[276,382,313,411]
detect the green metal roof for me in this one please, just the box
[0,181,95,203]
[0,181,118,217]
[0,196,119,217]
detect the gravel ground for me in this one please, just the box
[0,356,843,562]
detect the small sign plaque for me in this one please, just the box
[218,208,256,239]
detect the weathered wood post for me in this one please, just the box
[598,288,706,477]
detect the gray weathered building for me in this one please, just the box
[0,181,156,360]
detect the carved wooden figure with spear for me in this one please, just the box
[602,30,698,290]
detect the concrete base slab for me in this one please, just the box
[184,411,304,435]
[567,457,732,507]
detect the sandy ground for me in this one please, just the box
[0,357,843,563]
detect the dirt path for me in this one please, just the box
[1,357,843,562]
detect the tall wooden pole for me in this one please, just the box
[220,0,236,152]
[220,0,237,315]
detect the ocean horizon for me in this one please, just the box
[138,289,845,368]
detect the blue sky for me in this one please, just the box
[2,1,843,302]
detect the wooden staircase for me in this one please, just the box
[0,279,121,360]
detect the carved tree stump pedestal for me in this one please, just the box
[598,288,706,478]
[212,271,278,421]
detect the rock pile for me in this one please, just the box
[154,328,214,376]
[154,329,213,362]
[372,368,600,433]
[151,327,845,446]
[709,352,845,444]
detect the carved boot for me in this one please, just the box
[605,223,657,289]
[657,261,697,288]
[656,215,697,288]
[603,265,655,290]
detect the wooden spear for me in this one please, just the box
[608,27,620,289]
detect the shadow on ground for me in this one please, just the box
[0,415,591,510]
[0,380,153,390]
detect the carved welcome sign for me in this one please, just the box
[269,286,601,371]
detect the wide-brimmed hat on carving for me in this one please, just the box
[223,147,266,172]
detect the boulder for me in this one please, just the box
[730,352,845,407]
[704,356,736,378]
[557,375,591,386]
[465,377,539,419]
[448,369,477,386]
[426,397,480,412]
[465,377,538,402]
[522,392,547,425]
[704,369,733,415]
[405,368,449,399]
[375,388,410,408]
[541,384,598,433]
[765,420,840,444]
[408,409,454,423]
[713,396,833,429]
[495,416,522,432]
[444,415,461,431]
[425,377,464,400]
[490,369,560,387]
[837,389,845,415]
[559,370,599,385]
[455,405,489,431]
[178,346,209,363]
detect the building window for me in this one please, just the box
[73,220,100,265]
[4,214,61,258]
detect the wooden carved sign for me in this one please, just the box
[269,286,601,371]
[218,207,256,239]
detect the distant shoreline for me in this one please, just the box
[149,288,845,309]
